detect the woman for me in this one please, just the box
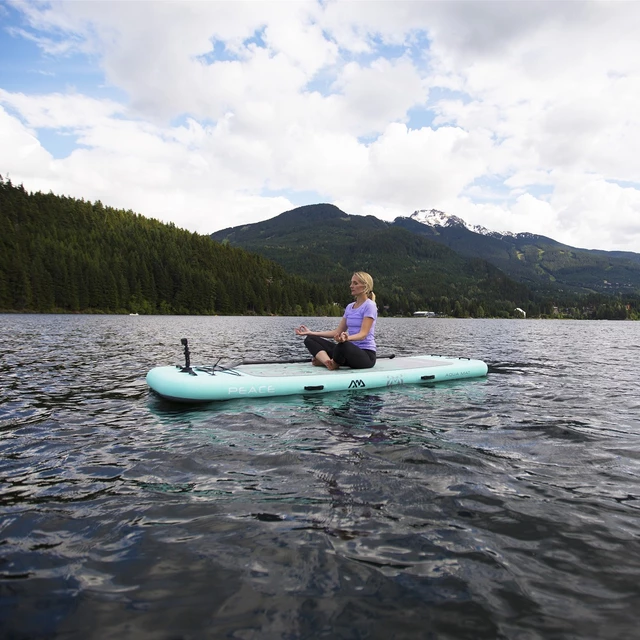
[295,272,377,370]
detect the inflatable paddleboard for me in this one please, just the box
[146,342,488,403]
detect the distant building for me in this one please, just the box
[413,311,436,317]
[514,307,526,318]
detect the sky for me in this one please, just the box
[1,0,640,252]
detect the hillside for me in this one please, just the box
[212,204,640,318]
[393,211,640,295]
[211,204,537,317]
[0,176,330,315]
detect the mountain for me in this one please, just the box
[212,203,640,318]
[212,203,538,317]
[393,209,640,295]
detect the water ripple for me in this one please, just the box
[1,316,639,639]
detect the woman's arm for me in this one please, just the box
[295,318,347,339]
[336,316,374,343]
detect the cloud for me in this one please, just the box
[332,57,428,134]
[1,0,639,251]
[0,106,52,174]
[0,89,124,128]
[551,173,640,251]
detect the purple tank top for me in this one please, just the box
[343,299,377,351]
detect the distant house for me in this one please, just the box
[514,307,526,318]
[413,311,436,317]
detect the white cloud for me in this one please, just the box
[332,57,428,134]
[0,106,52,174]
[1,0,640,252]
[550,173,640,251]
[0,89,125,128]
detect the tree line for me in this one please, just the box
[0,176,337,316]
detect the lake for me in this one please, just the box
[1,315,639,639]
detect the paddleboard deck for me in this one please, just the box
[146,354,488,403]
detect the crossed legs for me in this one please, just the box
[303,336,376,370]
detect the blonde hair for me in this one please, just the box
[353,271,376,302]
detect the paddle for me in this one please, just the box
[178,339,395,371]
[238,354,396,365]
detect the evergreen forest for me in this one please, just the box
[0,176,333,316]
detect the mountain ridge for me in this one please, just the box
[212,203,536,317]
[409,208,567,244]
[392,208,640,294]
[212,204,640,313]
[405,208,640,264]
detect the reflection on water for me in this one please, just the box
[1,315,639,639]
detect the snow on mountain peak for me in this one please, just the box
[409,209,516,238]
[411,209,467,228]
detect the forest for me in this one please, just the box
[0,176,334,316]
[1,176,638,319]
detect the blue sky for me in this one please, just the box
[1,2,103,98]
[1,0,640,251]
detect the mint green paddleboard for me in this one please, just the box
[146,354,488,403]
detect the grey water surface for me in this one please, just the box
[1,314,639,639]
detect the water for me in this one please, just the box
[1,315,639,639]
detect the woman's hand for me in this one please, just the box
[341,317,373,343]
[295,325,311,336]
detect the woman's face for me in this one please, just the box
[350,275,366,297]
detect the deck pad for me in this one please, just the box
[227,356,453,378]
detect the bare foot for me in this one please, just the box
[325,359,339,371]
[311,357,322,367]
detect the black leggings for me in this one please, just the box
[304,336,376,369]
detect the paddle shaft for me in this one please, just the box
[239,353,395,365]
[178,339,395,369]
